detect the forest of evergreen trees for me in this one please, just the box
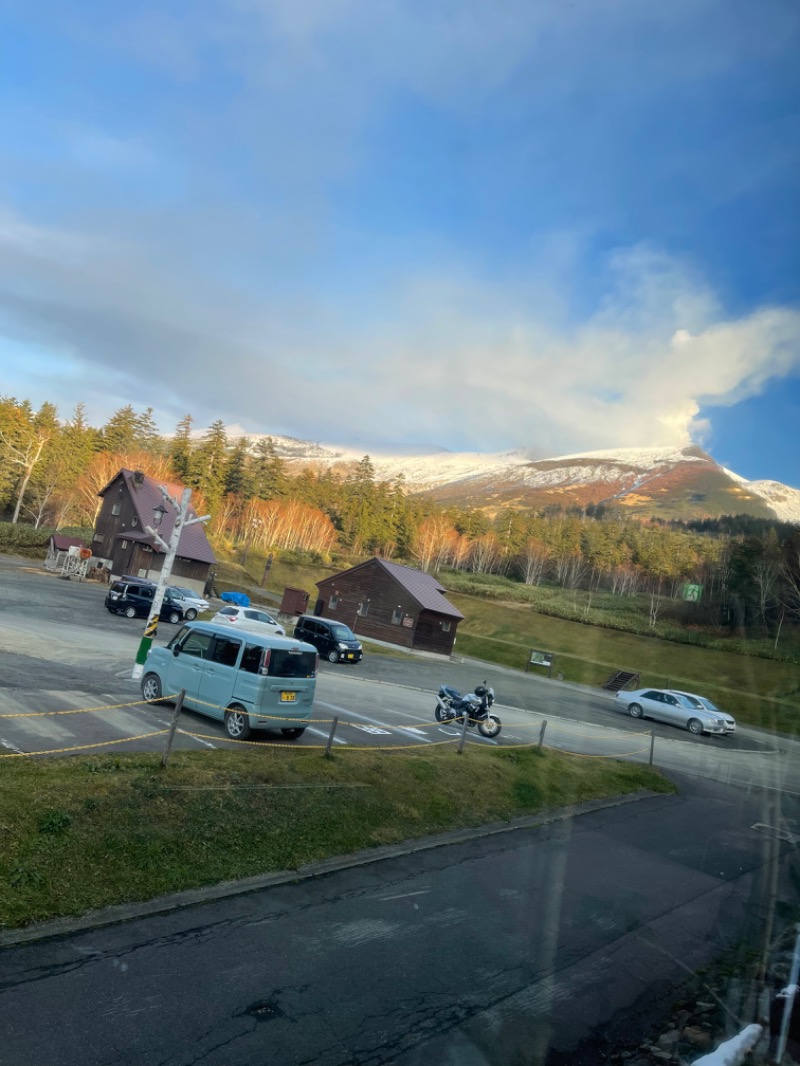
[2,396,799,639]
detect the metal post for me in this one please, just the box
[161,689,186,768]
[325,716,339,757]
[538,719,548,750]
[649,731,655,766]
[457,712,469,754]
[776,924,800,1064]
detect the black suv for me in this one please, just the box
[105,579,188,623]
[293,616,363,664]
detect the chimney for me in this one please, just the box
[132,471,145,486]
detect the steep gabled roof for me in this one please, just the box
[98,469,217,565]
[319,557,464,619]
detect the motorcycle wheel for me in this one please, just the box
[434,704,449,722]
[478,715,501,738]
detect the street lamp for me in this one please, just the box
[131,486,210,682]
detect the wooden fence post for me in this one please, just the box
[161,689,186,768]
[325,716,339,757]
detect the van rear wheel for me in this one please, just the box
[224,706,252,741]
[281,728,306,740]
[124,605,136,618]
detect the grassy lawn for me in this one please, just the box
[452,595,800,734]
[0,747,670,929]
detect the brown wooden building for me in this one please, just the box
[93,469,216,592]
[315,558,464,656]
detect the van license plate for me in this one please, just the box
[280,692,296,702]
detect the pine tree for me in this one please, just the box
[251,437,286,500]
[170,415,194,482]
[101,405,139,454]
[134,407,162,453]
[189,420,229,512]
[224,437,253,497]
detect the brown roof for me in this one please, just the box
[99,469,217,565]
[319,557,464,619]
[49,534,85,551]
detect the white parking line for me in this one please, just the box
[316,701,432,744]
[307,726,347,745]
[177,729,216,749]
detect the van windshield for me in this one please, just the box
[330,624,355,640]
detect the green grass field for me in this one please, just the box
[451,594,800,734]
[0,747,670,929]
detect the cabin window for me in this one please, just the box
[391,607,403,625]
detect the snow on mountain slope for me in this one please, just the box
[215,425,798,522]
[724,470,800,523]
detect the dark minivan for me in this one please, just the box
[293,615,363,664]
[105,579,188,623]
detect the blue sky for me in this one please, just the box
[1,0,799,484]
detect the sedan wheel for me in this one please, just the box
[185,608,197,621]
[224,707,252,740]
[141,673,163,702]
[687,718,704,735]
[327,650,339,664]
[628,703,644,719]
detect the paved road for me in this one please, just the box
[1,557,798,796]
[1,774,797,1066]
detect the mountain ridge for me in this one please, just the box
[211,430,800,524]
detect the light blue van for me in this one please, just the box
[140,621,318,741]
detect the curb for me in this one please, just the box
[0,789,664,949]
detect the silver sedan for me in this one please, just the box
[615,688,736,736]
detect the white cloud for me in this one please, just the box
[0,210,798,454]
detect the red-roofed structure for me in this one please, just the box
[93,469,216,591]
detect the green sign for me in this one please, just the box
[682,583,703,602]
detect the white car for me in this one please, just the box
[168,586,211,615]
[211,604,286,636]
[615,688,736,735]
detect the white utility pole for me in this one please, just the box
[132,486,210,682]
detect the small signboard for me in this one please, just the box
[682,583,703,602]
[402,616,413,627]
[526,649,554,676]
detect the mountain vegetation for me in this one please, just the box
[1,397,799,655]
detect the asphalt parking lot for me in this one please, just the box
[0,557,788,783]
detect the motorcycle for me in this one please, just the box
[434,682,502,738]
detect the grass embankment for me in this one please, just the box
[0,747,671,929]
[442,569,800,663]
[452,595,800,734]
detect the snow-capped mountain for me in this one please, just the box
[226,428,799,523]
